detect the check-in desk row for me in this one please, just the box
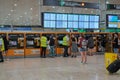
[0,32,111,58]
[0,32,70,58]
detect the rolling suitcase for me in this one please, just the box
[106,59,120,73]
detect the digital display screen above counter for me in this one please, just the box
[107,14,120,28]
[42,12,99,29]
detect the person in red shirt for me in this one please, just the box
[78,34,87,64]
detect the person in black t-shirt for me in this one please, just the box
[113,33,119,54]
[48,35,56,57]
[71,35,78,58]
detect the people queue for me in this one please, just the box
[0,34,95,64]
[40,34,95,64]
[1,33,120,63]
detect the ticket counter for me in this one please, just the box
[25,33,40,57]
[7,33,25,57]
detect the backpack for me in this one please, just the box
[81,39,87,49]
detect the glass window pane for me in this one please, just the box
[94,22,99,28]
[44,13,51,20]
[44,21,50,28]
[84,15,89,21]
[51,14,56,20]
[68,14,73,21]
[44,21,55,28]
[90,16,99,22]
[90,16,95,22]
[44,13,55,20]
[90,22,95,28]
[50,21,55,28]
[95,16,99,21]
[73,15,79,21]
[68,22,73,28]
[90,22,94,28]
[84,22,89,28]
[56,21,62,28]
[79,15,89,21]
[62,14,67,20]
[79,22,84,28]
[56,21,67,28]
[73,22,78,28]
[79,15,84,21]
[62,21,67,28]
[57,14,62,20]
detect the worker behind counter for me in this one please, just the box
[0,35,5,62]
[62,34,70,57]
[40,34,47,58]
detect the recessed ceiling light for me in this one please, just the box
[36,15,38,17]
[91,11,93,13]
[52,6,55,8]
[81,3,85,6]
[24,12,27,15]
[30,8,33,10]
[14,4,17,6]
[11,10,14,12]
[106,1,109,4]
[8,14,11,16]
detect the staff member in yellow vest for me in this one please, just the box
[62,34,69,57]
[40,34,47,58]
[0,35,5,62]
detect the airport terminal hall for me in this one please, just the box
[1,0,120,80]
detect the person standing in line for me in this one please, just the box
[113,33,119,54]
[48,34,56,57]
[71,34,78,58]
[40,34,47,58]
[2,36,9,60]
[78,35,87,64]
[0,35,5,62]
[118,34,120,57]
[87,35,94,56]
[62,34,69,57]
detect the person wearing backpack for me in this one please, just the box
[78,34,87,64]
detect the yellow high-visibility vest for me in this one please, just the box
[40,36,47,47]
[0,38,5,51]
[62,36,69,46]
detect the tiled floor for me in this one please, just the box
[0,55,120,80]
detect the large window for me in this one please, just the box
[43,12,99,29]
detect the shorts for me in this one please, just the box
[113,48,119,53]
[80,48,87,52]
